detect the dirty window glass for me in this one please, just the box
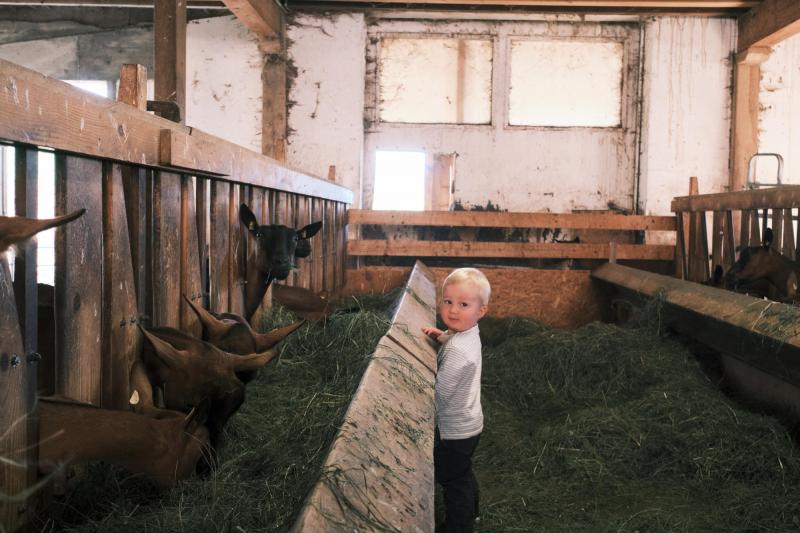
[508,40,623,128]
[378,37,492,124]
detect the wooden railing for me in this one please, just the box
[671,185,800,283]
[0,59,352,529]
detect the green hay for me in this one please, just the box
[34,295,394,533]
[473,303,800,532]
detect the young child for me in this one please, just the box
[422,267,490,533]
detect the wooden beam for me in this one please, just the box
[672,186,800,212]
[738,0,800,52]
[0,59,353,204]
[221,0,282,40]
[118,64,148,111]
[348,239,674,260]
[154,0,187,123]
[262,51,287,160]
[347,209,676,231]
[0,0,758,7]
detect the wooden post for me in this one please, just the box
[263,49,287,160]
[327,165,336,182]
[118,64,148,111]
[154,0,186,124]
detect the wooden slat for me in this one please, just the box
[672,186,800,212]
[181,175,203,337]
[337,203,347,291]
[737,0,800,52]
[294,195,310,289]
[210,180,230,313]
[55,155,102,404]
[772,208,783,253]
[102,163,141,409]
[711,211,724,270]
[154,0,187,122]
[740,209,752,247]
[0,258,28,530]
[118,64,148,111]
[675,211,687,279]
[0,59,353,204]
[750,209,761,244]
[688,211,700,281]
[229,184,245,315]
[121,166,148,320]
[312,198,324,292]
[724,210,736,269]
[324,201,336,292]
[783,208,795,260]
[347,209,676,231]
[347,239,674,260]
[152,171,182,328]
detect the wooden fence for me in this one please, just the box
[672,185,800,283]
[0,58,352,529]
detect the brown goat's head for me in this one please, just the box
[239,203,322,282]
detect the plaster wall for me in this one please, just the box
[286,13,366,206]
[758,31,800,185]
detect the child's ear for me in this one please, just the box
[478,305,488,319]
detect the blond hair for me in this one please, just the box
[443,268,491,306]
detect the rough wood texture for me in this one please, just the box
[347,209,676,231]
[348,240,674,260]
[730,56,765,192]
[0,258,29,530]
[102,163,141,409]
[152,171,182,328]
[386,261,438,374]
[312,198,324,292]
[672,186,800,212]
[154,0,186,121]
[55,155,103,404]
[121,166,148,318]
[293,261,436,532]
[262,51,287,160]
[210,180,231,313]
[229,184,245,315]
[0,59,353,204]
[737,0,800,51]
[345,266,611,329]
[222,0,283,40]
[118,64,148,111]
[181,176,203,337]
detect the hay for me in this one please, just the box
[473,302,800,532]
[34,292,395,532]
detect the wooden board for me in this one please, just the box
[181,175,203,337]
[345,266,612,329]
[0,59,353,204]
[672,186,800,212]
[348,239,674,260]
[386,261,438,374]
[311,198,324,293]
[121,166,148,319]
[210,180,231,313]
[102,163,141,409]
[347,209,676,231]
[152,171,182,328]
[229,184,245,316]
[0,257,30,530]
[324,201,336,292]
[55,155,103,404]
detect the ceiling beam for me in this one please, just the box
[0,0,225,6]
[738,0,800,52]
[289,0,757,8]
[221,0,282,40]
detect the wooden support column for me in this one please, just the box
[118,64,148,111]
[154,0,186,124]
[730,46,771,193]
[263,47,287,160]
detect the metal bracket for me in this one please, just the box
[747,153,784,189]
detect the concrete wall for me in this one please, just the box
[759,31,800,185]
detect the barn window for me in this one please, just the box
[372,150,426,210]
[508,39,624,128]
[378,36,493,125]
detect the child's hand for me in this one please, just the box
[422,326,444,343]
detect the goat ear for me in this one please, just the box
[297,221,322,239]
[139,325,185,367]
[239,203,259,233]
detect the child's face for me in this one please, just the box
[439,281,487,333]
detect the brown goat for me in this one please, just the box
[239,203,322,321]
[37,397,209,487]
[0,209,85,253]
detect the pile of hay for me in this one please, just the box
[35,291,398,532]
[473,305,800,532]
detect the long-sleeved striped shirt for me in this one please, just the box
[435,324,483,440]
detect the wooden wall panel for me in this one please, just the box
[102,163,141,409]
[296,196,311,289]
[181,176,203,337]
[55,155,103,404]
[337,203,347,291]
[195,177,209,310]
[0,258,30,530]
[324,201,335,292]
[229,184,245,316]
[210,180,231,313]
[312,198,324,292]
[152,171,182,328]
[121,166,148,319]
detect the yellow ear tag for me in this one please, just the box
[129,389,140,405]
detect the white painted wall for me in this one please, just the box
[758,31,800,185]
[286,13,366,206]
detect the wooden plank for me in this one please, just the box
[711,211,723,270]
[337,203,347,292]
[121,166,148,320]
[783,208,795,260]
[730,50,769,193]
[195,177,209,309]
[55,155,103,404]
[229,184,245,316]
[181,175,203,337]
[674,211,687,279]
[0,59,353,204]
[312,198,324,292]
[740,209,752,248]
[750,209,761,244]
[262,48,287,160]
[222,0,283,40]
[347,240,674,260]
[772,208,783,253]
[0,0,761,7]
[687,211,699,281]
[324,201,336,292]
[737,0,800,52]
[118,64,148,111]
[154,0,186,122]
[294,195,310,289]
[346,209,676,231]
[102,163,141,409]
[152,171,182,328]
[672,186,800,212]
[386,261,438,374]
[210,180,230,313]
[724,210,736,269]
[0,257,29,530]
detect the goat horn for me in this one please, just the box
[182,295,236,339]
[0,209,86,253]
[227,347,279,373]
[252,320,305,351]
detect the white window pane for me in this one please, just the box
[372,150,426,211]
[379,37,492,124]
[37,151,56,283]
[509,40,623,127]
[64,80,110,99]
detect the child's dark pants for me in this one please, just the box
[434,427,481,532]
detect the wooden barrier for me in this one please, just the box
[0,59,352,529]
[293,261,437,532]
